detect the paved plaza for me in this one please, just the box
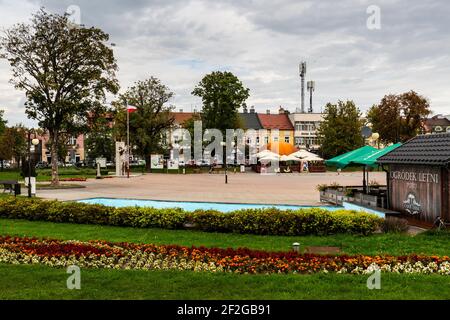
[38,171,386,205]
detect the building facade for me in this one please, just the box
[423,115,450,134]
[35,133,85,164]
[288,112,324,151]
[257,107,295,146]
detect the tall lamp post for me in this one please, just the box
[27,130,40,198]
[220,141,228,184]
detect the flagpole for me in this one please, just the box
[127,104,130,179]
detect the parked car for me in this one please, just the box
[35,162,48,169]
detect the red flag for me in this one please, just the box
[127,105,137,113]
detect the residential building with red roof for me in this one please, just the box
[257,107,295,146]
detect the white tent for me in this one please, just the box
[259,153,280,162]
[256,150,279,158]
[280,155,302,162]
[290,150,324,161]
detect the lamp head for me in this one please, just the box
[31,138,40,146]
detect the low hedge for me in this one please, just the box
[0,198,383,236]
[37,168,109,176]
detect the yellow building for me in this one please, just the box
[257,108,295,146]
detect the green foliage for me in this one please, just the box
[317,100,364,159]
[0,9,119,185]
[113,77,175,170]
[0,198,383,236]
[0,126,27,171]
[192,71,249,134]
[0,110,6,135]
[367,91,431,144]
[85,117,115,161]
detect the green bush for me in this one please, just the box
[0,198,383,236]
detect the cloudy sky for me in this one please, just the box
[0,0,449,126]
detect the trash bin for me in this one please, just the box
[14,183,21,196]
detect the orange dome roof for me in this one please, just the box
[265,142,298,156]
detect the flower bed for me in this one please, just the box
[1,236,449,275]
[0,198,383,236]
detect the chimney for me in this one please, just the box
[179,109,183,113]
[250,106,255,113]
[266,110,271,115]
[278,106,285,114]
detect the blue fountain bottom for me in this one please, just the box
[77,198,385,217]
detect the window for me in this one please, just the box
[273,136,279,142]
[285,136,290,143]
[264,137,269,144]
[295,121,317,132]
[435,126,443,132]
[256,137,260,144]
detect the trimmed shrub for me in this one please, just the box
[0,198,383,236]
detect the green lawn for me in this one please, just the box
[1,218,449,256]
[1,263,449,300]
[0,168,111,182]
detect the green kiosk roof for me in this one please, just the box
[325,145,377,168]
[351,143,402,167]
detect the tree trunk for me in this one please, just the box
[146,154,151,173]
[50,132,60,186]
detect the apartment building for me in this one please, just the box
[288,112,324,151]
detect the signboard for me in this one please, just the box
[389,164,442,222]
[151,154,164,169]
[95,157,107,168]
[168,159,179,170]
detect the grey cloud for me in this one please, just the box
[0,0,449,127]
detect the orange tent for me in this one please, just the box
[264,142,299,156]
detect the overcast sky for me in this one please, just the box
[1,0,449,126]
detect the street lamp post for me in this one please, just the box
[27,130,40,198]
[220,141,228,184]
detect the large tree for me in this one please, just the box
[192,71,249,134]
[317,100,364,159]
[114,77,175,171]
[367,91,431,144]
[0,9,119,185]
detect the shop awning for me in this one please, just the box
[351,143,402,167]
[325,145,377,169]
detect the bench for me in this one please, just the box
[0,180,21,195]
